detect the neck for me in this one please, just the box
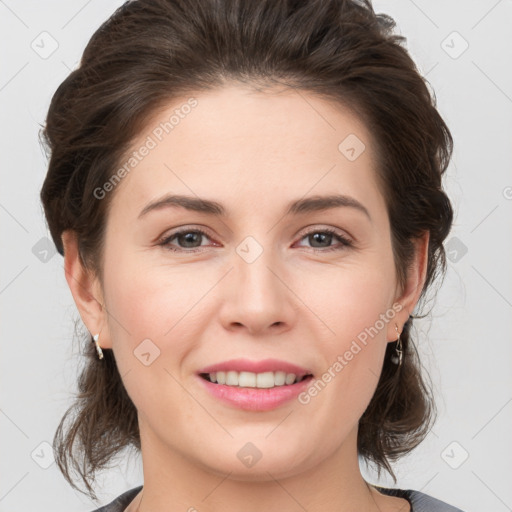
[133,424,381,512]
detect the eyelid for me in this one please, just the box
[293,226,354,252]
[297,224,353,241]
[157,225,216,248]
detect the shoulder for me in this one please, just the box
[375,485,466,512]
[88,485,143,512]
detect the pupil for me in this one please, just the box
[311,232,331,247]
[181,233,200,247]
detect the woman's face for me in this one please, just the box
[86,84,421,480]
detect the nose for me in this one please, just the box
[219,239,296,336]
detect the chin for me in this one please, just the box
[192,437,321,482]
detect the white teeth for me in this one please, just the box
[226,371,238,386]
[274,371,286,386]
[238,371,256,387]
[206,370,306,388]
[256,371,275,388]
[285,373,296,385]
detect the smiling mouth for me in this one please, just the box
[199,371,313,389]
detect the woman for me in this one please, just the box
[39,0,465,510]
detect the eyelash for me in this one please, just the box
[158,227,353,253]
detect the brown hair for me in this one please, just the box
[39,0,453,501]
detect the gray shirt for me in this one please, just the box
[89,484,466,511]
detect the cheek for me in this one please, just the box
[304,259,395,342]
[299,260,396,403]
[102,253,222,409]
[103,247,205,340]
[102,261,202,421]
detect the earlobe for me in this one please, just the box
[61,230,112,349]
[388,231,430,341]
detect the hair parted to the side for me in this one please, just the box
[39,0,453,501]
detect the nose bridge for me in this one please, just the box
[224,232,292,331]
[234,234,281,302]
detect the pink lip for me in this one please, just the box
[198,358,312,377]
[197,374,314,411]
[196,358,314,412]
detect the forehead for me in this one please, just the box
[107,84,383,219]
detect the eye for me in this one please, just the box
[295,227,353,252]
[158,228,214,253]
[158,226,353,253]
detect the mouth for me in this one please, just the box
[197,358,314,388]
[199,371,313,388]
[197,369,313,412]
[196,358,315,410]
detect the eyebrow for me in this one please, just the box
[138,193,371,221]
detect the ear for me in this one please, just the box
[387,231,429,341]
[61,230,112,349]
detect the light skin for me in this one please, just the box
[62,83,429,512]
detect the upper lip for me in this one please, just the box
[198,358,313,378]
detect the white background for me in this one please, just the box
[1,1,511,511]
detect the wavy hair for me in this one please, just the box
[39,0,453,500]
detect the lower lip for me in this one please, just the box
[197,375,314,411]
